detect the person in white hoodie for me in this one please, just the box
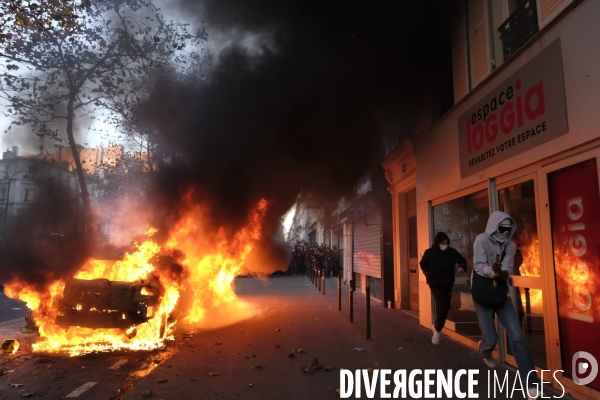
[472,211,540,399]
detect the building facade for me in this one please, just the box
[0,147,81,238]
[408,0,600,397]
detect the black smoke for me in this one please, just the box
[0,169,92,289]
[132,0,454,271]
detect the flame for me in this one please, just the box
[515,231,543,312]
[4,199,268,356]
[553,244,599,321]
[516,228,600,319]
[1,339,19,355]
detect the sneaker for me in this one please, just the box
[527,387,539,399]
[483,355,497,368]
[431,325,441,345]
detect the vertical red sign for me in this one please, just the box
[549,158,600,390]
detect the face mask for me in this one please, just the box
[492,231,508,243]
[439,244,448,251]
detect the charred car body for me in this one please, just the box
[55,278,161,329]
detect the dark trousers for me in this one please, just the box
[430,284,452,333]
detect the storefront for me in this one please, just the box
[415,2,600,397]
[339,167,394,305]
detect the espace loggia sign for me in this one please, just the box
[459,39,568,178]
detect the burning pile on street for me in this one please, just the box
[3,198,268,357]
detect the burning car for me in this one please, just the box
[55,278,161,330]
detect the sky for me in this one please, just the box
[0,0,282,156]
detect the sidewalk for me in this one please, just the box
[120,276,574,400]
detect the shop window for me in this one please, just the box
[499,179,546,369]
[498,180,540,277]
[549,159,600,391]
[432,189,489,339]
[505,286,547,368]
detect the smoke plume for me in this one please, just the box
[132,0,453,273]
[0,171,92,289]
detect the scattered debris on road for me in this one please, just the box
[352,347,367,352]
[2,339,19,355]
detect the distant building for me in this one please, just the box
[26,144,125,174]
[0,146,81,238]
[0,143,134,243]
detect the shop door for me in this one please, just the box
[495,175,547,370]
[406,189,419,311]
[540,154,600,393]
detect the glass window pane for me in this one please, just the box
[498,180,541,277]
[549,159,600,391]
[432,189,489,339]
[506,287,547,369]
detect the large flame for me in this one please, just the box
[553,242,599,322]
[4,198,268,356]
[516,228,600,319]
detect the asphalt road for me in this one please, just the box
[0,289,28,324]
[0,277,569,400]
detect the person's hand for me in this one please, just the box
[456,267,465,276]
[492,262,502,274]
[496,270,509,279]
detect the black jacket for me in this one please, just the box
[419,245,467,288]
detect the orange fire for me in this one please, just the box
[4,198,268,356]
[514,229,600,319]
[516,232,543,313]
[553,245,599,322]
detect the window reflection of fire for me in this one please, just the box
[554,248,598,322]
[514,231,543,313]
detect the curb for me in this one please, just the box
[0,317,25,328]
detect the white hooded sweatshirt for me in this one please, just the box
[473,211,517,279]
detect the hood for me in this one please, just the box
[485,211,516,241]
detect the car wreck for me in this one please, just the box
[55,278,161,330]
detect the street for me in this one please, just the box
[0,277,565,400]
[0,290,27,324]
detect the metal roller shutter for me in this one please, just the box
[353,210,382,279]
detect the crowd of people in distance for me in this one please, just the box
[287,242,342,277]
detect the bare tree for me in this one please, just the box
[0,0,207,228]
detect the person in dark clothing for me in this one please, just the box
[419,232,467,345]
